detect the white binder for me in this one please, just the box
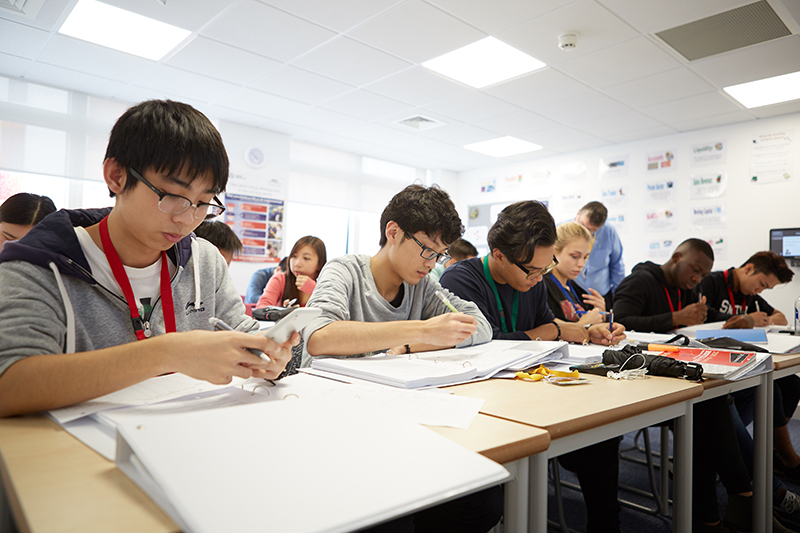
[115,398,509,533]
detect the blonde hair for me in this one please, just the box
[555,222,592,252]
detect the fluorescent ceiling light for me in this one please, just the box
[59,0,191,61]
[724,71,800,108]
[464,136,542,157]
[422,37,546,89]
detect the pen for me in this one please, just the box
[755,301,760,313]
[435,290,459,313]
[287,298,297,306]
[208,317,271,362]
[609,308,613,334]
[637,342,679,352]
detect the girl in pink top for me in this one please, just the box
[256,236,327,308]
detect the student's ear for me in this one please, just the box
[743,264,755,276]
[103,159,127,195]
[491,248,505,263]
[385,221,402,245]
[670,251,683,264]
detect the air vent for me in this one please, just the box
[394,115,446,131]
[0,0,46,19]
[656,1,791,61]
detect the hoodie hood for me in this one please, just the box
[630,261,670,287]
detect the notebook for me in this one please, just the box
[115,399,510,533]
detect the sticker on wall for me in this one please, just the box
[480,178,496,193]
[691,204,727,229]
[750,130,794,184]
[646,239,675,261]
[600,185,628,206]
[690,141,726,167]
[689,172,727,199]
[644,208,677,232]
[599,155,629,179]
[704,236,727,261]
[644,179,677,202]
[502,174,523,189]
[607,213,627,234]
[646,149,676,172]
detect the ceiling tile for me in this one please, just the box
[348,0,486,63]
[38,35,154,84]
[429,0,575,34]
[748,100,800,119]
[422,91,520,123]
[100,0,236,32]
[500,0,639,66]
[558,37,682,88]
[0,53,32,79]
[519,124,600,148]
[259,0,400,32]
[165,37,282,86]
[599,0,755,34]
[474,110,559,135]
[690,35,800,87]
[0,0,71,31]
[292,37,412,86]
[201,0,336,62]
[23,63,129,99]
[669,110,755,132]
[549,137,610,152]
[135,65,240,102]
[483,68,588,108]
[604,125,679,144]
[251,66,354,105]
[278,106,369,133]
[318,89,412,120]
[0,20,51,60]
[364,66,468,106]
[418,123,498,146]
[215,88,311,120]
[603,67,715,109]
[573,110,662,138]
[339,122,421,146]
[533,90,629,123]
[197,104,272,128]
[641,92,746,124]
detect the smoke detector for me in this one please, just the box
[558,32,578,51]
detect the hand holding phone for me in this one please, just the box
[263,307,322,344]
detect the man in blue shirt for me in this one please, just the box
[573,202,624,309]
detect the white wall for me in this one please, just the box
[457,112,800,319]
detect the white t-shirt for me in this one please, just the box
[74,227,175,318]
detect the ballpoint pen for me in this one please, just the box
[435,290,459,313]
[208,317,271,362]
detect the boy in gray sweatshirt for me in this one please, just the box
[0,100,296,418]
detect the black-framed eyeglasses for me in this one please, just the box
[127,167,226,220]
[405,232,451,265]
[514,255,558,280]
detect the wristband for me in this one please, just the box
[583,323,591,345]
[551,321,561,341]
[405,344,411,354]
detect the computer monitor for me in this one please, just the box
[770,228,800,259]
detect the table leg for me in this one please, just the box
[528,452,548,533]
[673,402,693,533]
[503,457,528,533]
[660,425,670,516]
[753,372,773,533]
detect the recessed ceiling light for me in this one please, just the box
[464,136,542,157]
[724,71,800,108]
[422,37,546,89]
[58,0,191,61]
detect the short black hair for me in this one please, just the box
[579,201,608,227]
[448,239,478,261]
[193,221,242,255]
[379,184,463,247]
[487,201,556,264]
[105,100,229,196]
[743,251,794,283]
[675,238,714,261]
[0,193,56,225]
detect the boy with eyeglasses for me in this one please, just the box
[0,100,296,417]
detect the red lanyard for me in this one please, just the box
[663,286,681,313]
[99,216,176,339]
[723,270,744,315]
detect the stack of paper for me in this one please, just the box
[668,348,772,381]
[115,399,510,533]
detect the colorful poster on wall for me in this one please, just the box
[704,235,728,261]
[690,140,727,167]
[480,178,496,193]
[750,130,794,184]
[600,185,628,206]
[689,172,727,199]
[598,155,629,179]
[556,162,587,183]
[646,238,675,261]
[646,149,676,172]
[644,207,677,231]
[224,192,284,262]
[607,212,627,234]
[502,174,523,190]
[644,179,676,202]
[690,204,727,229]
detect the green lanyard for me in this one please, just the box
[482,255,518,333]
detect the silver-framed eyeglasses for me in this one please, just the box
[514,255,558,280]
[405,232,450,265]
[127,167,226,220]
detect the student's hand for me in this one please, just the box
[672,297,707,326]
[723,314,756,329]
[582,288,606,313]
[164,330,298,384]
[422,313,478,347]
[282,299,300,308]
[295,275,311,291]
[578,308,604,326]
[745,312,769,327]
[587,323,626,346]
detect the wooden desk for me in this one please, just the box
[0,413,548,533]
[448,375,704,533]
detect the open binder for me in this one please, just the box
[115,398,509,533]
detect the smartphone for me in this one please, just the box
[263,307,322,344]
